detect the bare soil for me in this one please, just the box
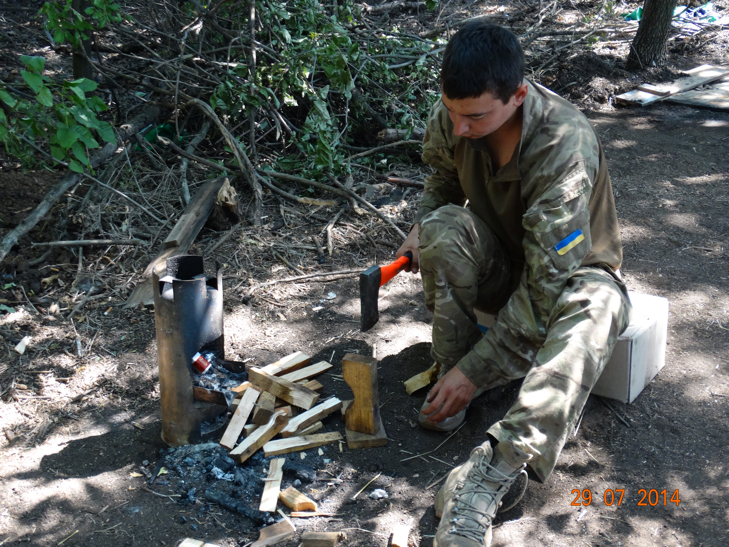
[1,1,729,547]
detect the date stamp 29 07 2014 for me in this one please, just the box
[571,488,682,507]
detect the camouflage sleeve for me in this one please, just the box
[414,100,467,225]
[457,160,598,387]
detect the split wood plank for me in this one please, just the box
[291,511,337,518]
[178,539,222,547]
[298,421,323,436]
[300,379,324,391]
[259,458,286,512]
[124,176,228,308]
[279,486,317,512]
[404,362,440,395]
[248,368,320,410]
[261,351,312,376]
[220,387,261,450]
[391,524,410,547]
[263,432,343,457]
[342,353,380,435]
[665,80,729,111]
[250,519,296,547]
[280,398,342,438]
[252,390,276,425]
[232,381,252,394]
[280,361,333,383]
[230,409,290,464]
[617,64,729,106]
[192,386,228,406]
[301,531,345,547]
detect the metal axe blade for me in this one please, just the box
[360,251,412,332]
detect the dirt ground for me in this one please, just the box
[1,1,729,547]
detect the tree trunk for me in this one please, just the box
[627,0,678,70]
[72,0,94,80]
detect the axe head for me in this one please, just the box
[360,265,382,332]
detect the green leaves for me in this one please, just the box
[21,71,45,94]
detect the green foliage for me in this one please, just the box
[210,0,441,175]
[40,0,123,48]
[0,56,115,171]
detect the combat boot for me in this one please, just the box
[433,442,529,546]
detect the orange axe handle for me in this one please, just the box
[378,253,412,286]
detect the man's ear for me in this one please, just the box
[512,83,528,107]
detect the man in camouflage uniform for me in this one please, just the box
[395,22,632,546]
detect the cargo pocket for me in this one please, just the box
[533,207,592,270]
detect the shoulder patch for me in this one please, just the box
[554,229,585,255]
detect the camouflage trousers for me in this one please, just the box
[419,205,631,482]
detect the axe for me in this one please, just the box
[360,251,412,331]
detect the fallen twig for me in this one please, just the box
[32,239,144,248]
[598,397,631,427]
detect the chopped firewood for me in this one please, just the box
[279,486,317,512]
[342,353,381,435]
[263,432,343,457]
[192,386,228,406]
[178,539,222,547]
[243,423,260,437]
[299,379,324,391]
[220,387,261,450]
[280,361,333,383]
[260,351,312,376]
[260,458,286,512]
[13,336,31,355]
[250,519,296,547]
[249,368,320,410]
[232,381,252,394]
[301,531,346,547]
[403,362,440,395]
[391,523,410,547]
[290,511,337,518]
[252,390,276,425]
[298,421,323,436]
[230,410,290,464]
[279,398,342,438]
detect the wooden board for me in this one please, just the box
[665,80,729,111]
[230,410,290,464]
[263,432,343,457]
[259,458,286,512]
[298,421,323,436]
[192,386,228,406]
[219,386,261,450]
[279,397,342,438]
[403,362,440,395]
[615,88,666,106]
[124,176,227,308]
[280,361,333,383]
[250,519,295,547]
[342,353,380,435]
[345,411,387,449]
[300,379,324,392]
[637,64,729,96]
[252,390,276,425]
[261,351,312,376]
[248,368,320,410]
[279,486,317,512]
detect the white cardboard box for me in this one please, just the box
[591,292,669,403]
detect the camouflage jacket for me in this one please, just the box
[415,80,624,385]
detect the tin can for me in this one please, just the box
[191,352,212,374]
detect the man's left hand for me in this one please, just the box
[422,366,477,423]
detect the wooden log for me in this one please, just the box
[342,353,380,435]
[263,432,343,457]
[279,398,342,438]
[252,390,276,425]
[124,176,228,308]
[230,410,290,464]
[301,531,345,547]
[250,519,295,547]
[391,523,410,547]
[403,362,440,395]
[248,368,320,410]
[219,387,260,450]
[261,351,312,376]
[259,458,286,512]
[279,486,317,512]
[280,361,332,383]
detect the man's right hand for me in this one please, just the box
[396,223,420,274]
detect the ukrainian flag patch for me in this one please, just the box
[554,229,585,256]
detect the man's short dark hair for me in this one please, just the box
[440,21,525,103]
